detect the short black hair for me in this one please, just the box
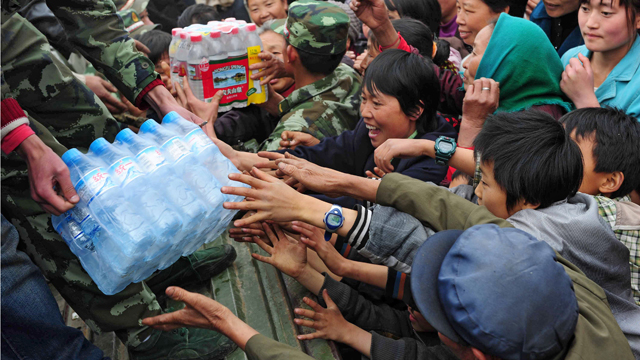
[482,0,512,13]
[391,19,433,58]
[474,110,583,212]
[177,4,221,28]
[286,38,345,76]
[452,170,473,185]
[561,107,640,198]
[385,0,442,34]
[135,30,172,64]
[364,50,440,135]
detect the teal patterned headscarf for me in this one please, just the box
[476,13,573,113]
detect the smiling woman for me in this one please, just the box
[455,0,509,45]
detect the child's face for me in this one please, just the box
[571,131,607,195]
[407,306,434,332]
[578,0,640,54]
[248,0,288,27]
[475,162,534,219]
[260,31,295,94]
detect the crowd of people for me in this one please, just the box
[1,0,639,359]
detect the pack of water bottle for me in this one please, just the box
[53,112,248,295]
[169,18,267,112]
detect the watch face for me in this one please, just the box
[327,213,342,227]
[439,142,453,152]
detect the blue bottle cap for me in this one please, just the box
[139,119,159,134]
[115,128,136,143]
[162,111,182,124]
[89,138,111,156]
[61,148,83,165]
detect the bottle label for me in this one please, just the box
[136,146,167,173]
[204,54,249,106]
[160,137,191,163]
[178,61,188,77]
[246,45,267,105]
[75,168,117,205]
[184,129,214,154]
[108,157,144,186]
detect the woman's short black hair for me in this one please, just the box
[363,49,440,135]
[177,4,221,28]
[135,30,172,64]
[483,0,512,14]
[386,0,442,34]
[561,107,640,198]
[474,110,583,211]
[391,19,434,58]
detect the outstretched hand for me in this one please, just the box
[294,221,350,277]
[248,52,290,85]
[349,0,391,31]
[175,77,223,139]
[278,131,320,150]
[275,153,345,197]
[251,223,308,279]
[294,290,352,342]
[374,138,428,174]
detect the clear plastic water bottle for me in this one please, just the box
[138,120,226,244]
[224,26,247,57]
[208,30,227,62]
[176,32,192,87]
[61,149,156,262]
[114,129,212,262]
[89,138,184,277]
[187,33,207,101]
[169,28,183,86]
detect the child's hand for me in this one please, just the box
[251,223,308,279]
[560,54,600,109]
[293,221,350,277]
[228,213,269,243]
[294,290,352,342]
[365,167,386,179]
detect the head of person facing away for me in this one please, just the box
[410,224,579,360]
[472,110,583,219]
[463,14,573,113]
[269,0,349,79]
[257,21,296,95]
[360,50,440,148]
[560,107,640,198]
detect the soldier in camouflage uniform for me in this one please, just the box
[1,1,237,359]
[258,0,362,151]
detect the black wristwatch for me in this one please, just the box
[434,136,457,166]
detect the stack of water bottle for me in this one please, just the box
[169,18,267,112]
[53,112,248,295]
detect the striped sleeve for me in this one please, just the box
[334,205,372,258]
[385,268,415,309]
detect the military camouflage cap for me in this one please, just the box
[270,0,349,55]
[118,9,159,37]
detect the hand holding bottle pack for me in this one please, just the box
[52,112,248,295]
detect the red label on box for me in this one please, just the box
[203,55,249,107]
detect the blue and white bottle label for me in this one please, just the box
[135,146,167,174]
[75,168,116,205]
[108,157,144,186]
[184,129,214,154]
[160,137,191,163]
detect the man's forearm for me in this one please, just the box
[340,174,380,202]
[416,139,476,177]
[219,313,260,350]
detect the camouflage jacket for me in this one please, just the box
[259,63,362,151]
[1,0,159,105]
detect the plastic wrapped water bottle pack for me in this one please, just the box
[52,112,248,295]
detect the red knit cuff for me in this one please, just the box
[2,125,35,154]
[1,98,27,127]
[134,79,165,110]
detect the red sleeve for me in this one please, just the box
[134,78,165,110]
[378,33,412,53]
[1,98,35,154]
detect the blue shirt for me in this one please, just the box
[562,35,640,118]
[530,2,584,57]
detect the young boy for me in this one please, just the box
[560,107,640,305]
[222,110,640,357]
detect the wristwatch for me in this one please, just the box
[434,136,457,166]
[323,204,344,241]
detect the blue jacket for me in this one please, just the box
[530,2,584,58]
[282,115,457,208]
[562,35,640,118]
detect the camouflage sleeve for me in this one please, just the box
[259,111,324,151]
[43,0,159,104]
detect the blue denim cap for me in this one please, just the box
[411,225,579,359]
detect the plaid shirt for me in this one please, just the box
[595,195,640,305]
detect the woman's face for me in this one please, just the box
[360,38,382,74]
[456,0,502,44]
[462,25,492,87]
[578,0,640,54]
[248,0,288,27]
[260,31,295,93]
[360,86,419,148]
[543,0,580,17]
[440,0,459,23]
